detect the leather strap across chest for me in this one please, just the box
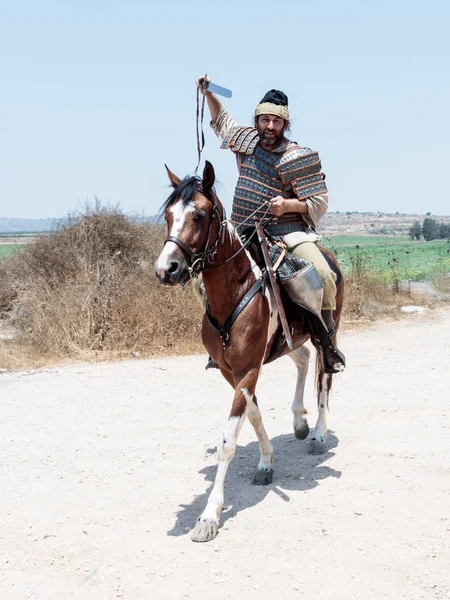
[206,277,264,344]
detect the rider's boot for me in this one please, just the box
[205,356,219,370]
[311,310,346,374]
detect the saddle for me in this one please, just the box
[238,225,342,364]
[239,225,342,286]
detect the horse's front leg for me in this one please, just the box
[245,390,274,485]
[191,369,259,543]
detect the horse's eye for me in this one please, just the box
[194,210,207,221]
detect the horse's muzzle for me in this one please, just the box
[154,260,188,286]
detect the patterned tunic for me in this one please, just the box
[211,106,329,245]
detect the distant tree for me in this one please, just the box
[426,212,431,216]
[409,221,422,240]
[422,217,439,241]
[439,222,450,239]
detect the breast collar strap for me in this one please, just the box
[205,277,265,347]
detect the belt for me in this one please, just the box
[265,222,308,236]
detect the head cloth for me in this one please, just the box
[255,89,289,121]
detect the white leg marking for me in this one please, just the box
[155,202,195,270]
[242,388,273,472]
[289,346,311,435]
[312,372,331,443]
[194,415,245,530]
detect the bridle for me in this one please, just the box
[163,189,225,279]
[163,187,274,281]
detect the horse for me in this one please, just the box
[155,161,344,542]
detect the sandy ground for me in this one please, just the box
[1,312,449,600]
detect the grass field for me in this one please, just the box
[322,235,450,283]
[0,244,20,258]
[322,235,410,246]
[2,231,449,283]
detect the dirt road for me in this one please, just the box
[1,312,449,600]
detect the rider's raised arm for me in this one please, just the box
[196,75,238,143]
[210,105,239,143]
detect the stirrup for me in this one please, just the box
[205,357,219,370]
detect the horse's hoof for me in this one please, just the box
[309,438,326,455]
[253,469,273,486]
[294,421,310,440]
[191,517,219,542]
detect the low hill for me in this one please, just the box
[0,215,160,234]
[319,212,450,236]
[0,217,61,233]
[1,212,449,236]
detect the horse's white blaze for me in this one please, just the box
[289,346,311,431]
[197,415,245,524]
[242,388,273,472]
[155,202,195,271]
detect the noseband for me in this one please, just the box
[163,191,225,278]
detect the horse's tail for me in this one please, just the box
[314,246,344,409]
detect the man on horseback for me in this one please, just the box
[197,77,345,374]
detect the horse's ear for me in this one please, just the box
[165,165,182,188]
[202,161,215,192]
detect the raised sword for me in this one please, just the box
[202,78,232,98]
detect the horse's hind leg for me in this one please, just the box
[191,371,258,543]
[289,345,311,440]
[245,391,274,485]
[309,369,332,455]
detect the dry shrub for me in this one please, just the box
[0,253,22,315]
[430,273,450,295]
[1,207,448,370]
[0,205,203,366]
[341,248,421,324]
[343,275,417,323]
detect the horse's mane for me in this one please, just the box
[160,176,216,216]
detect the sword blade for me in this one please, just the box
[205,81,232,98]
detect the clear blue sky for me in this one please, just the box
[1,0,449,219]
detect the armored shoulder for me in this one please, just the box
[220,126,260,155]
[275,147,327,200]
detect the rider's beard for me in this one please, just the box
[257,125,285,149]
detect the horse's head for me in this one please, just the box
[154,161,223,286]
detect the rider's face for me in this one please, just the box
[256,114,285,148]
